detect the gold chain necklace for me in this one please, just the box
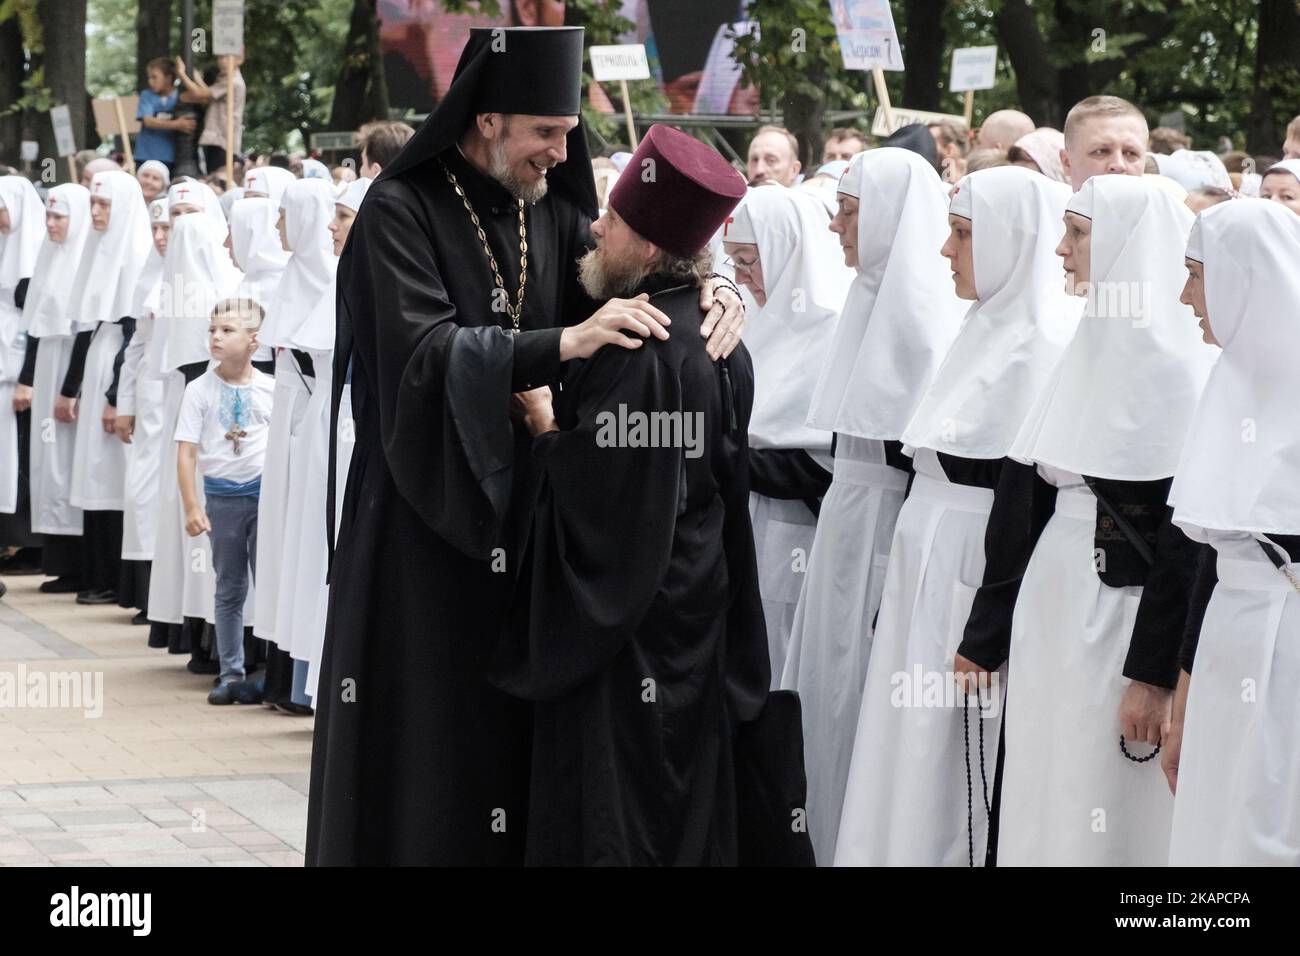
[441,161,528,331]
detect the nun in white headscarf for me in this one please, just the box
[996,174,1217,866]
[1165,200,1300,865]
[23,185,92,565]
[835,165,1082,867]
[116,197,170,592]
[781,148,965,865]
[721,184,854,688]
[146,211,243,628]
[252,178,335,675]
[167,179,227,235]
[0,175,45,527]
[62,171,153,600]
[287,176,370,702]
[242,166,295,206]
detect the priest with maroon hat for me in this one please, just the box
[491,124,771,865]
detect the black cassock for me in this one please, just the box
[306,146,597,865]
[490,277,770,865]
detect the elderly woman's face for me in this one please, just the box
[723,241,765,306]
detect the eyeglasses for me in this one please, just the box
[721,254,758,271]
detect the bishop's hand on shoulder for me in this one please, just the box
[560,293,671,362]
[699,279,745,361]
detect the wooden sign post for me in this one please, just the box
[50,104,77,183]
[111,96,136,171]
[590,44,651,150]
[950,46,998,130]
[213,0,245,187]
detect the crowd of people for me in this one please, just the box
[2,23,1300,867]
[0,118,415,713]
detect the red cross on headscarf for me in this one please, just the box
[722,215,734,238]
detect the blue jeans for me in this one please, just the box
[207,493,259,682]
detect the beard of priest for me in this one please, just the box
[488,124,773,866]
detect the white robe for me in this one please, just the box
[750,493,817,689]
[997,469,1173,865]
[28,335,83,535]
[0,299,25,513]
[1169,531,1300,865]
[834,449,1002,866]
[116,314,166,560]
[68,323,127,511]
[253,348,313,641]
[779,435,907,864]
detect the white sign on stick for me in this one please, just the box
[213,0,245,57]
[829,0,904,72]
[871,106,966,138]
[50,105,76,156]
[589,44,651,83]
[950,46,998,92]
[20,141,39,162]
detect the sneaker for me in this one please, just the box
[208,678,264,706]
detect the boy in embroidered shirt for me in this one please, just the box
[175,298,275,704]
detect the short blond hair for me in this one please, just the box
[212,297,266,331]
[1063,95,1147,145]
[750,125,799,159]
[1287,114,1300,142]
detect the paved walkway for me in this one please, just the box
[0,574,312,866]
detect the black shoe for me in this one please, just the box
[39,576,83,594]
[275,701,314,717]
[0,548,42,575]
[186,657,220,675]
[130,611,149,626]
[0,580,6,600]
[75,588,118,605]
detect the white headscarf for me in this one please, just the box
[727,185,853,452]
[807,148,966,440]
[130,197,170,319]
[136,159,171,187]
[153,212,243,373]
[1010,176,1217,480]
[229,197,290,313]
[242,166,295,205]
[300,158,332,183]
[0,175,46,292]
[167,180,227,234]
[1152,149,1232,192]
[337,176,371,213]
[901,165,1083,458]
[1261,158,1300,191]
[68,171,153,331]
[219,186,245,220]
[1170,200,1300,537]
[23,184,92,338]
[262,178,336,350]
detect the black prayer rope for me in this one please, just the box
[1119,734,1162,763]
[963,691,974,868]
[978,695,991,817]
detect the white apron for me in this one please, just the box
[998,483,1173,865]
[253,349,313,641]
[779,435,908,865]
[149,370,199,623]
[28,335,83,535]
[0,301,24,514]
[276,350,332,693]
[750,493,818,689]
[69,323,126,510]
[1169,533,1300,866]
[121,373,166,560]
[834,450,1001,867]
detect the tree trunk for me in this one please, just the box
[993,0,1059,126]
[329,0,388,132]
[0,13,25,168]
[902,0,948,112]
[1246,0,1300,153]
[36,0,88,181]
[136,0,174,91]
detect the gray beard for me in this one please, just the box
[577,245,650,301]
[488,135,549,205]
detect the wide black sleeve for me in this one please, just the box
[340,183,543,559]
[1122,507,1202,688]
[60,329,94,398]
[489,345,684,702]
[104,317,136,407]
[748,449,832,504]
[18,333,39,388]
[1177,543,1218,674]
[958,460,1058,670]
[13,277,29,310]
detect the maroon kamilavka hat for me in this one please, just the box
[607,124,748,259]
